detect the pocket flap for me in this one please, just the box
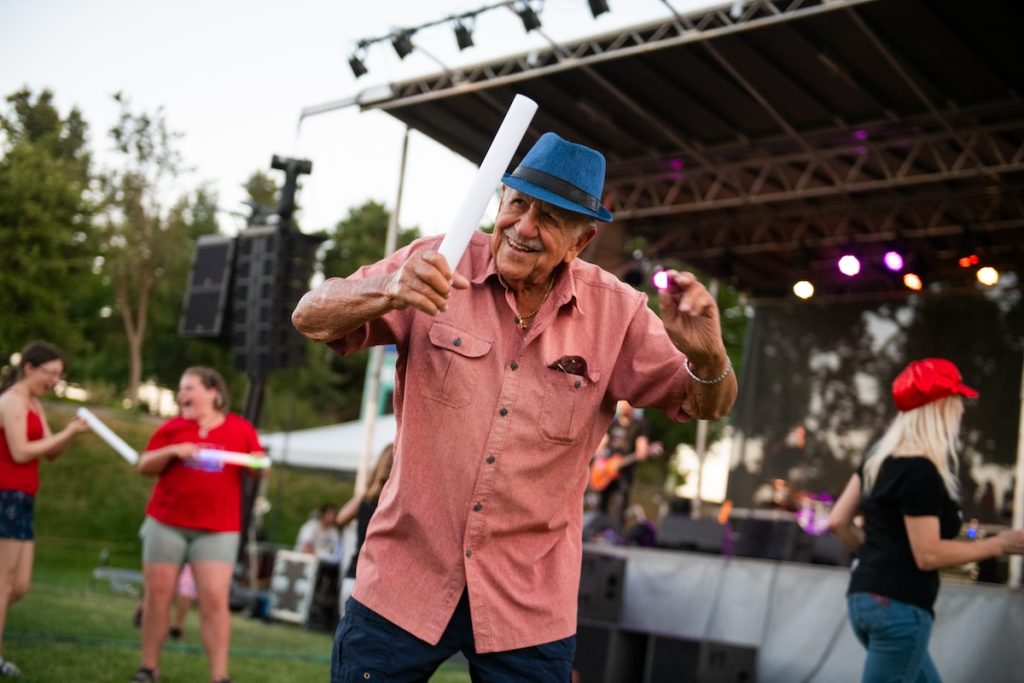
[428,323,493,358]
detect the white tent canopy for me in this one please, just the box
[260,415,397,472]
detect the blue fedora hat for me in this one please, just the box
[501,132,614,222]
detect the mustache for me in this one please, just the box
[502,228,543,252]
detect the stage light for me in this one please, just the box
[516,3,542,32]
[903,273,923,291]
[793,280,815,300]
[837,254,861,277]
[883,250,904,272]
[977,266,999,286]
[453,21,474,50]
[391,31,415,60]
[958,253,980,268]
[588,0,610,18]
[348,54,368,78]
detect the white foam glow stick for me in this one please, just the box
[77,407,139,465]
[437,94,538,270]
[196,448,271,469]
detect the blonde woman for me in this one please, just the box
[829,358,1024,683]
[0,341,90,678]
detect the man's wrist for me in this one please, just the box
[684,356,732,385]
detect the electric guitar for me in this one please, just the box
[589,442,663,492]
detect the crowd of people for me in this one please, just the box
[1,131,1023,683]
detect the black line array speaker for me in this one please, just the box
[231,228,323,373]
[578,551,627,623]
[179,234,236,338]
[655,515,726,554]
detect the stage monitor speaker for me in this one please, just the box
[656,515,726,554]
[267,550,319,624]
[733,518,811,562]
[579,551,627,623]
[179,235,236,338]
[810,533,851,566]
[645,634,757,683]
[575,622,648,683]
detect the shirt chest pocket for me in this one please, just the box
[540,362,602,444]
[421,323,493,409]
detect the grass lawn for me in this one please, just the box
[5,538,470,682]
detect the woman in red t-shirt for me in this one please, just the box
[0,341,90,678]
[133,367,264,683]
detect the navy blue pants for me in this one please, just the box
[331,591,575,682]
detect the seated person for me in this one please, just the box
[295,503,342,565]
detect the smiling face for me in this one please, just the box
[177,372,220,421]
[26,359,64,397]
[490,188,597,291]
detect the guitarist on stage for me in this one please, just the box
[592,401,650,530]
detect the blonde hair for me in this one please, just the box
[861,396,964,501]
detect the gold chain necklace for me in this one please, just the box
[513,276,555,331]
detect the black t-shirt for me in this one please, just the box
[848,456,962,615]
[344,497,379,579]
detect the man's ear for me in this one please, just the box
[565,226,598,263]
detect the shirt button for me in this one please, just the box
[453,338,462,347]
[510,361,519,371]
[574,380,582,388]
[499,407,508,417]
[466,549,473,558]
[486,455,496,464]
[473,503,483,512]
[362,674,371,680]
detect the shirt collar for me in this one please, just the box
[475,254,585,317]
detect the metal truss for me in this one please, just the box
[607,120,1024,220]
[366,0,880,109]
[635,186,1024,258]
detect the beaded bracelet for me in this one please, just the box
[685,358,733,385]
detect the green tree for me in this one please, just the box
[0,88,93,355]
[93,92,191,403]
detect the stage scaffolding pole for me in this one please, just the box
[691,278,719,519]
[355,127,409,497]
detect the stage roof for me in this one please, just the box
[321,0,1024,298]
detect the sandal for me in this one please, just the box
[131,667,159,682]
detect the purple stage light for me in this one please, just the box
[854,129,869,141]
[883,250,904,272]
[838,254,861,277]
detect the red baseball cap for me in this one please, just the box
[892,358,979,412]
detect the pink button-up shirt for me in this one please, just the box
[330,231,691,653]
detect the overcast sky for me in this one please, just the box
[1,0,713,238]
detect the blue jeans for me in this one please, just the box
[331,591,575,682]
[847,592,941,683]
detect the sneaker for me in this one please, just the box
[130,667,158,682]
[168,625,183,641]
[0,660,22,678]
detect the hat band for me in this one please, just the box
[510,167,602,215]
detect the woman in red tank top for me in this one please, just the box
[0,341,90,677]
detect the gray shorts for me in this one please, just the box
[139,516,239,565]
